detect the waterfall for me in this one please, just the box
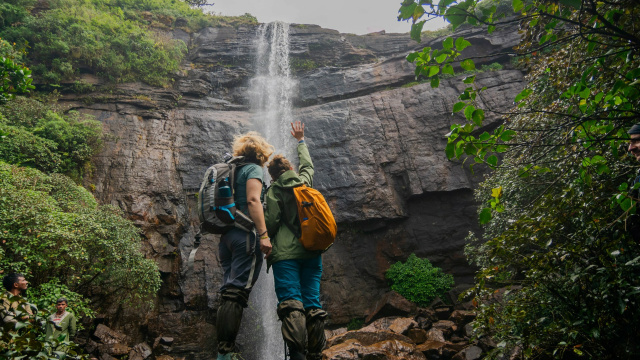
[236,22,297,360]
[250,22,298,161]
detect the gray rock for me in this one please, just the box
[452,345,483,360]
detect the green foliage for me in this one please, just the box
[290,58,318,72]
[28,280,95,324]
[0,162,161,306]
[0,0,257,87]
[0,96,102,180]
[0,292,89,360]
[399,0,640,358]
[0,39,33,104]
[385,254,455,307]
[346,318,364,331]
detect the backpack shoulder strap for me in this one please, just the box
[281,185,302,239]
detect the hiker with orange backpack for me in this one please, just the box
[265,121,337,360]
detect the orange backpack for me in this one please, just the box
[292,184,337,251]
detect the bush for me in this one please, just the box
[385,254,455,306]
[0,0,258,88]
[0,96,102,180]
[0,162,161,306]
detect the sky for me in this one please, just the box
[206,0,448,35]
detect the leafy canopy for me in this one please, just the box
[398,0,640,358]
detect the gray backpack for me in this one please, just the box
[189,157,257,272]
[197,156,255,234]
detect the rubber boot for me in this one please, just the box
[306,308,328,360]
[278,300,307,358]
[216,288,249,354]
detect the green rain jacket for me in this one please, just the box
[45,311,77,341]
[265,142,319,266]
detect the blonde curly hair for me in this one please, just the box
[232,131,274,166]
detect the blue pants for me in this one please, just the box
[272,256,323,309]
[219,228,262,292]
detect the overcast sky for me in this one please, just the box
[207,0,448,35]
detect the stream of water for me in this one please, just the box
[236,21,297,360]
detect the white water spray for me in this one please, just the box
[239,22,298,360]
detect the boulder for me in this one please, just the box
[425,328,446,343]
[416,340,447,358]
[406,328,428,344]
[449,310,476,327]
[360,317,399,332]
[99,343,131,356]
[365,292,416,323]
[435,307,453,320]
[325,327,348,340]
[388,317,418,335]
[326,330,413,349]
[433,320,458,337]
[93,324,128,345]
[128,342,152,360]
[452,345,483,360]
[322,338,426,360]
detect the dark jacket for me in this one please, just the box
[265,142,316,266]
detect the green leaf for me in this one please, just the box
[399,3,419,20]
[444,6,467,29]
[455,37,472,51]
[460,59,475,71]
[429,65,440,77]
[464,105,475,121]
[410,20,427,42]
[512,0,524,12]
[442,63,455,75]
[463,75,476,84]
[479,132,491,141]
[579,87,591,99]
[472,109,485,126]
[436,54,448,63]
[515,88,533,103]
[479,208,492,224]
[407,52,419,63]
[500,130,516,141]
[443,37,454,50]
[431,76,440,88]
[452,102,466,113]
[559,0,582,9]
[487,154,498,167]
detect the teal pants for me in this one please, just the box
[272,255,322,309]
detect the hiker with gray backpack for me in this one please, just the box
[196,131,274,360]
[264,121,337,360]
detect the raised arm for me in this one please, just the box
[291,121,314,187]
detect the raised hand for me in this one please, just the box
[291,121,305,142]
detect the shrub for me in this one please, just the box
[0,0,258,88]
[0,96,102,180]
[0,162,161,306]
[385,254,454,306]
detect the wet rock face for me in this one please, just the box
[70,21,524,359]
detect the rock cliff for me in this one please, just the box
[65,21,525,358]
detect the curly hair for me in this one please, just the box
[267,154,293,181]
[232,131,274,166]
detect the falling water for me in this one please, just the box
[250,22,298,161]
[237,22,298,360]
